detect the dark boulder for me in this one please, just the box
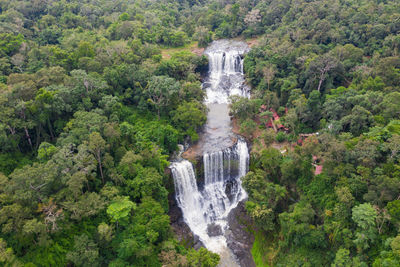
[207,223,223,237]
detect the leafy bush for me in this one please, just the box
[275,132,286,143]
[240,118,258,138]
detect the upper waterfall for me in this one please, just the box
[204,40,250,104]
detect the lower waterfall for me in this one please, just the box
[170,139,249,263]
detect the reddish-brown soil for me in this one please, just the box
[246,37,260,48]
[191,46,205,56]
[182,143,201,161]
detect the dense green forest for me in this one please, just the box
[0,0,399,266]
[228,0,400,266]
[0,0,214,266]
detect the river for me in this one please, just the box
[170,39,251,266]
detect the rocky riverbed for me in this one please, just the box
[226,201,256,267]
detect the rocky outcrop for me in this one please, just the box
[225,201,256,267]
[207,223,223,237]
[168,190,204,249]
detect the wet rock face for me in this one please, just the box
[226,201,256,267]
[207,223,223,237]
[168,191,204,249]
[225,179,239,203]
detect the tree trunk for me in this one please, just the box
[317,73,325,92]
[47,118,54,140]
[24,127,33,151]
[35,126,41,150]
[97,150,104,184]
[270,118,277,132]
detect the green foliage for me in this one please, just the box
[0,0,213,266]
[66,234,100,267]
[0,238,22,266]
[37,142,57,161]
[146,75,180,117]
[251,231,270,267]
[171,101,207,142]
[0,34,24,57]
[126,167,169,211]
[107,197,135,227]
[230,96,262,121]
[352,203,378,251]
[275,132,286,143]
[332,248,352,267]
[115,197,170,266]
[240,118,258,139]
[262,129,276,146]
[194,27,213,47]
[187,247,220,267]
[388,200,400,229]
[0,0,399,265]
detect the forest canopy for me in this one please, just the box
[0,0,214,266]
[0,0,399,266]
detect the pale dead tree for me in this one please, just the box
[39,199,63,232]
[14,16,24,30]
[11,54,25,73]
[83,79,90,94]
[194,26,210,43]
[352,65,373,79]
[244,9,261,25]
[316,57,337,92]
[105,41,128,59]
[307,55,338,92]
[262,64,276,91]
[386,134,400,160]
[374,205,391,234]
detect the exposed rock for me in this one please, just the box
[168,191,204,249]
[225,179,239,203]
[207,223,223,237]
[226,201,256,267]
[193,234,204,250]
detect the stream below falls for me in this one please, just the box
[170,40,251,267]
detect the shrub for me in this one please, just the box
[240,119,257,138]
[276,132,286,143]
[263,129,276,146]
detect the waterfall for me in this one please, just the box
[204,40,250,104]
[170,40,250,265]
[170,139,248,254]
[170,160,208,231]
[202,140,248,218]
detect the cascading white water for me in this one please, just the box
[202,140,248,222]
[170,140,248,256]
[204,40,250,104]
[170,40,250,266]
[170,160,205,226]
